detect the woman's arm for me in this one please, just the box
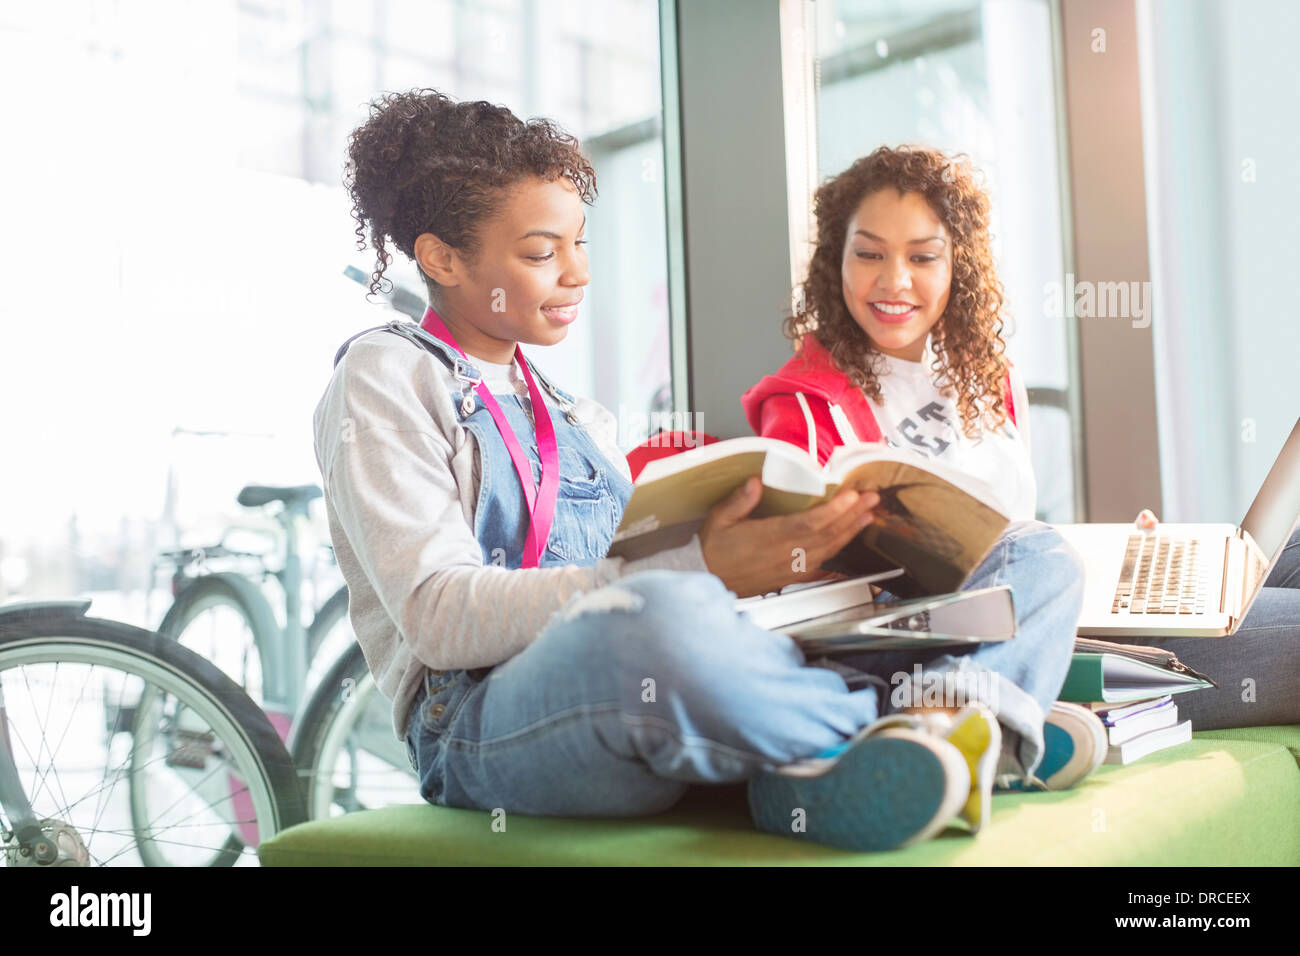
[316,345,709,674]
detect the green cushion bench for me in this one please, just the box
[258,726,1300,866]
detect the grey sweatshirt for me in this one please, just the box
[312,326,711,741]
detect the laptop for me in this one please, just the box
[1054,417,1300,637]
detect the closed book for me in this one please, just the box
[1089,695,1173,720]
[1105,700,1179,745]
[1105,719,1193,765]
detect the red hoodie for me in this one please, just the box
[740,334,1018,466]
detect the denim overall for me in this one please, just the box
[334,322,1082,815]
[366,322,635,797]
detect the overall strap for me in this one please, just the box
[341,320,580,420]
[419,308,560,569]
[333,319,471,378]
[334,320,587,434]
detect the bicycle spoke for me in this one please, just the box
[139,760,245,829]
[90,678,155,840]
[41,662,100,825]
[56,753,240,839]
[1,619,302,867]
[41,738,253,865]
[9,704,249,862]
[11,665,63,816]
[4,674,73,818]
[97,832,253,867]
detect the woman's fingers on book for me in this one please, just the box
[823,505,876,553]
[703,476,763,529]
[782,496,877,572]
[701,481,879,596]
[810,488,879,530]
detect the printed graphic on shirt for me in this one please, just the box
[892,401,953,456]
[881,398,1014,459]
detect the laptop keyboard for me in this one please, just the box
[1111,534,1211,615]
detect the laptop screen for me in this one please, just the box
[1240,417,1300,564]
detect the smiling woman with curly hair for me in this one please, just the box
[743,144,1037,524]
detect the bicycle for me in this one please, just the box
[0,599,305,866]
[146,267,450,820]
[155,485,346,719]
[155,484,419,820]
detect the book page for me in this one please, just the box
[819,459,1009,596]
[826,442,1005,509]
[610,441,826,561]
[760,451,829,496]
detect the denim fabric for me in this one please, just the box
[402,336,1083,814]
[399,331,633,785]
[405,530,1082,816]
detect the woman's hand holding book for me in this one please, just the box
[698,476,879,598]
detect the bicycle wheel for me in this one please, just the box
[305,586,350,674]
[0,606,306,866]
[158,573,280,707]
[289,643,421,819]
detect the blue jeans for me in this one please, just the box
[403,520,1084,817]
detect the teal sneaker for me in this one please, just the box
[830,703,1001,834]
[1000,701,1107,792]
[748,726,970,852]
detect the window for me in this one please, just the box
[0,0,669,607]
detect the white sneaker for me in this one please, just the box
[1002,701,1107,791]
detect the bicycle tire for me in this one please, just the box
[0,607,306,866]
[158,573,281,702]
[289,642,418,819]
[146,574,284,862]
[305,585,349,669]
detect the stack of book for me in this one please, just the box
[1089,696,1190,764]
[1059,638,1216,764]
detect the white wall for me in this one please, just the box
[1140,0,1300,523]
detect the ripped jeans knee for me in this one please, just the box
[550,570,731,628]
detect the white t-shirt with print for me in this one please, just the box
[863,335,1038,522]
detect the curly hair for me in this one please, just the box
[784,145,1010,438]
[344,88,597,304]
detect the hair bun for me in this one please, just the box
[343,88,596,304]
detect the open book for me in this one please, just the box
[608,436,1011,597]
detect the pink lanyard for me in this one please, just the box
[421,308,559,568]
